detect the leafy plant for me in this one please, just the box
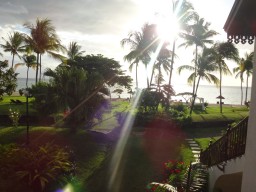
[0,143,75,192]
[8,108,21,128]
[163,160,187,188]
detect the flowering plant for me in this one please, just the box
[146,183,168,192]
[8,108,21,128]
[163,160,187,188]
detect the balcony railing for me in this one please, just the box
[200,116,248,167]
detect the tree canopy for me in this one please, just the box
[0,60,17,100]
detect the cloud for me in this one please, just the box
[0,0,139,35]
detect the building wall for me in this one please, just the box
[208,156,245,191]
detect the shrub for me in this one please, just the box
[171,102,187,113]
[0,143,75,192]
[8,108,21,128]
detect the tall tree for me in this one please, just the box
[233,58,245,105]
[0,60,17,100]
[151,44,172,90]
[67,41,85,60]
[178,48,219,114]
[167,0,196,87]
[24,18,64,83]
[243,52,254,103]
[0,32,25,68]
[180,15,218,100]
[212,42,239,113]
[121,23,157,88]
[14,53,37,87]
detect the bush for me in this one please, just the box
[0,143,75,192]
[171,102,187,113]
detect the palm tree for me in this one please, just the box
[180,15,218,99]
[14,54,37,87]
[1,32,26,68]
[121,24,158,88]
[149,42,171,85]
[243,52,254,103]
[178,48,219,114]
[167,0,196,87]
[212,42,239,113]
[24,18,64,83]
[233,58,245,105]
[67,41,85,60]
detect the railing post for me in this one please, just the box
[226,124,231,161]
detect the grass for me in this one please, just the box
[91,99,130,132]
[194,137,220,150]
[0,96,36,115]
[191,105,248,122]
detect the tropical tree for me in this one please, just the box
[14,54,37,87]
[167,0,196,87]
[0,32,25,68]
[179,15,218,99]
[233,58,245,105]
[121,23,158,88]
[67,41,85,60]
[23,18,64,83]
[243,52,254,103]
[178,48,219,114]
[150,44,172,90]
[212,42,239,113]
[0,60,17,100]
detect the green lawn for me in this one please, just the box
[191,105,248,122]
[0,96,36,115]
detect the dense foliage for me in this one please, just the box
[0,60,17,100]
[30,54,132,132]
[0,143,74,192]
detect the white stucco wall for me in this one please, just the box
[208,156,245,191]
[241,38,256,192]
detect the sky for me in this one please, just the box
[0,0,254,87]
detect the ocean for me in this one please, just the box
[17,78,251,105]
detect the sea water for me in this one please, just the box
[17,78,251,105]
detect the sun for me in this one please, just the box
[156,13,180,43]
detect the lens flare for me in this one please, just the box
[108,89,142,191]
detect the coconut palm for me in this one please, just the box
[24,18,64,83]
[149,43,172,85]
[212,42,239,113]
[233,58,245,105]
[179,15,218,98]
[243,52,254,103]
[1,32,26,68]
[67,41,85,60]
[121,23,158,88]
[167,0,196,87]
[14,53,37,87]
[178,48,219,114]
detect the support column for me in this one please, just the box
[241,37,256,192]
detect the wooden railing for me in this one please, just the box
[200,117,248,167]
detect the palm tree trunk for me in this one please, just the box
[168,40,176,86]
[240,77,243,105]
[245,73,249,103]
[219,66,223,113]
[150,62,156,87]
[135,63,138,89]
[157,65,161,92]
[39,54,42,82]
[35,53,39,84]
[190,75,201,115]
[11,54,15,68]
[192,45,198,97]
[26,67,30,88]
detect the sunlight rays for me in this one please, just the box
[108,89,142,192]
